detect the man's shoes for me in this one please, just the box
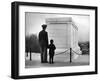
[44,61,48,63]
[41,61,48,63]
[52,62,54,64]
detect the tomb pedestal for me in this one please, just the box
[46,17,82,59]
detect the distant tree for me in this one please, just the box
[87,41,89,49]
[25,34,40,53]
[26,36,30,56]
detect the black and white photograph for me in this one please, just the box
[25,12,90,68]
[11,1,97,79]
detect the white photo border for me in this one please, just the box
[18,5,96,76]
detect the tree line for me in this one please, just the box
[25,34,40,54]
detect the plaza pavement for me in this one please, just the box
[25,52,89,68]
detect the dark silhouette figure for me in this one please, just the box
[38,24,48,63]
[48,39,56,64]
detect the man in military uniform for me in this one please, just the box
[38,24,48,63]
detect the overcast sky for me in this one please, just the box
[25,12,90,42]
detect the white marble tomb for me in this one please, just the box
[46,17,82,59]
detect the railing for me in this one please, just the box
[70,48,81,63]
[27,48,81,63]
[72,49,81,55]
[55,48,81,63]
[55,49,70,55]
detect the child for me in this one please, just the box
[48,39,56,64]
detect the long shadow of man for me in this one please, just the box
[38,24,48,63]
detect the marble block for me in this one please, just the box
[46,17,82,59]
